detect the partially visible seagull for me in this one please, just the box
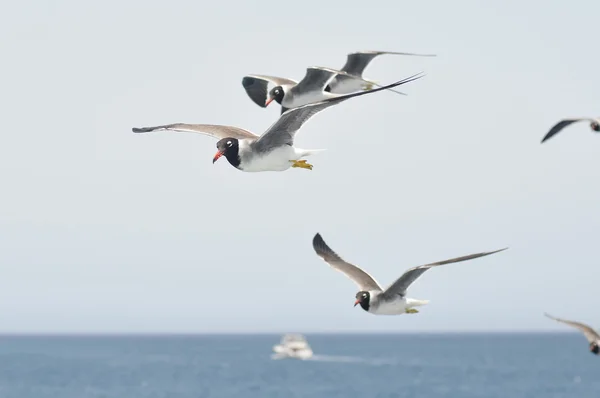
[311,233,507,315]
[132,73,424,173]
[242,66,406,115]
[544,313,600,355]
[325,50,436,95]
[541,117,600,143]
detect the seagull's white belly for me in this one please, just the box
[329,79,366,95]
[240,145,304,172]
[370,297,408,315]
[283,92,334,109]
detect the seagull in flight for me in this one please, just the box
[541,117,600,143]
[312,233,507,315]
[544,313,600,355]
[325,50,436,95]
[242,66,407,115]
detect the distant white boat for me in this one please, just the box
[271,334,314,360]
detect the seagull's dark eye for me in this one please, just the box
[227,141,232,147]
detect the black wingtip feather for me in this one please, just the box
[132,126,158,133]
[312,233,343,261]
[241,77,254,88]
[312,233,330,255]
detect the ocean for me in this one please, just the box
[0,333,597,398]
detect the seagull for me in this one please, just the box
[544,313,600,355]
[242,66,406,115]
[325,50,436,95]
[311,233,507,315]
[541,117,600,143]
[132,72,424,173]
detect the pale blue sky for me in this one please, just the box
[0,1,599,333]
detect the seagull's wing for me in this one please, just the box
[242,75,298,108]
[544,313,600,343]
[312,233,383,292]
[291,66,386,96]
[540,118,594,143]
[290,67,341,96]
[340,50,437,76]
[380,248,508,300]
[132,123,259,140]
[252,72,424,151]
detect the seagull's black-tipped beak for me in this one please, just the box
[354,299,360,307]
[213,151,224,164]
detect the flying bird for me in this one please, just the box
[325,50,436,95]
[132,72,424,173]
[311,233,507,315]
[544,313,600,355]
[242,66,406,115]
[541,117,600,143]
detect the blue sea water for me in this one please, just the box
[0,333,598,398]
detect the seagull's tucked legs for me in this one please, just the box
[362,82,375,91]
[290,160,313,170]
[405,309,419,314]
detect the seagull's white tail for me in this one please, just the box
[406,298,430,308]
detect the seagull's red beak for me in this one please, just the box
[212,151,224,164]
[354,299,360,307]
[265,97,274,106]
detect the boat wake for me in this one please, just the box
[302,354,395,366]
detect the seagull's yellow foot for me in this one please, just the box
[290,160,313,170]
[362,83,375,91]
[405,308,419,314]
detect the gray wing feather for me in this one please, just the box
[544,313,600,343]
[252,72,424,152]
[312,233,383,292]
[242,75,298,108]
[341,51,437,76]
[290,67,339,96]
[291,66,380,96]
[132,123,259,140]
[381,247,508,299]
[540,118,595,143]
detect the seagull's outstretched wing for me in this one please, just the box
[312,233,383,292]
[544,313,600,343]
[380,248,508,300]
[340,50,437,76]
[541,118,596,143]
[132,123,259,140]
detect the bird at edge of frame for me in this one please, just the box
[540,117,600,143]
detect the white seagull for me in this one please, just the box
[242,66,406,115]
[544,313,600,355]
[132,73,423,172]
[541,117,600,143]
[312,233,507,315]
